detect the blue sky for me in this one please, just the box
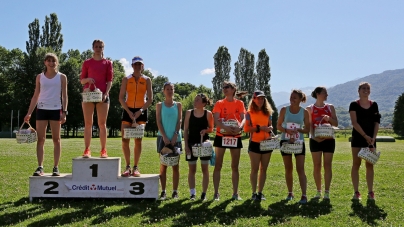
[1,1,403,92]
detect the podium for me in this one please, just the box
[29,157,159,202]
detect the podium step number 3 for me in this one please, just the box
[29,157,159,202]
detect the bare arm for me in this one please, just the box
[60,74,68,124]
[171,102,183,145]
[298,108,311,134]
[327,105,338,127]
[119,77,133,120]
[24,75,41,122]
[183,110,191,148]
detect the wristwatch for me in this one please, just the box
[174,131,179,135]
[62,110,68,115]
[139,108,144,113]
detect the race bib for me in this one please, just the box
[222,137,238,147]
[285,123,301,139]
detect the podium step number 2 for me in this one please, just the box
[29,157,159,202]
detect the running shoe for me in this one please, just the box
[314,191,322,199]
[82,148,91,158]
[214,193,220,201]
[190,194,196,200]
[132,167,141,177]
[172,191,179,199]
[52,167,60,176]
[299,195,308,204]
[200,192,207,201]
[100,149,108,158]
[160,191,167,200]
[121,166,131,177]
[324,192,330,200]
[352,191,361,200]
[33,167,44,176]
[286,192,294,201]
[368,191,375,200]
[232,193,242,201]
[251,192,257,200]
[257,192,266,201]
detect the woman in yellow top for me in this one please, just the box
[244,90,274,201]
[119,56,153,177]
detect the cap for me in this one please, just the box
[253,90,266,98]
[132,57,144,64]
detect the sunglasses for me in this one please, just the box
[222,85,231,89]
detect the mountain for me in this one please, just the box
[274,69,404,112]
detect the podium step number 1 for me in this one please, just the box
[29,157,159,201]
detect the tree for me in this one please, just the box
[256,49,278,133]
[234,48,256,107]
[393,93,404,136]
[212,46,231,101]
[40,13,63,54]
[107,60,126,137]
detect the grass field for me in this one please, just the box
[0,137,403,226]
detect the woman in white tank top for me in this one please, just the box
[24,53,68,177]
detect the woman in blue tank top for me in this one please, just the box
[156,82,183,200]
[277,89,310,204]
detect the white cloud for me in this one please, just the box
[119,58,132,76]
[200,68,215,75]
[146,68,159,77]
[119,58,159,77]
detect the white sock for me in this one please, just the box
[190,188,196,195]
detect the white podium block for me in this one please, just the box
[72,157,121,181]
[29,156,160,201]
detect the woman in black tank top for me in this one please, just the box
[183,93,214,201]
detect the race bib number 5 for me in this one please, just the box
[222,137,238,147]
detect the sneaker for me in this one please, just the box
[286,192,294,201]
[257,192,266,201]
[324,192,330,200]
[368,191,375,200]
[121,166,131,177]
[299,195,308,204]
[52,167,60,176]
[214,193,220,201]
[82,148,91,158]
[251,192,257,200]
[200,192,207,201]
[160,191,167,200]
[172,191,179,199]
[33,167,44,176]
[232,193,242,201]
[190,194,196,200]
[314,191,322,199]
[352,191,361,200]
[100,149,108,158]
[132,167,141,177]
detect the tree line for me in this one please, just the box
[3,13,401,137]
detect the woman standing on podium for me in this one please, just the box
[80,39,113,158]
[119,56,153,177]
[156,82,183,200]
[24,53,68,177]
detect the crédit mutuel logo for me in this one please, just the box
[67,182,124,193]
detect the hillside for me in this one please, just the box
[275,68,404,112]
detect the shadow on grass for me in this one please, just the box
[349,199,387,226]
[267,198,333,225]
[0,197,41,226]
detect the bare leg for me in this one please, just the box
[172,164,180,191]
[295,155,307,195]
[49,120,61,167]
[121,124,131,166]
[159,164,167,191]
[201,163,209,193]
[96,102,109,150]
[311,151,323,191]
[323,152,334,191]
[35,120,48,166]
[134,138,142,166]
[230,148,241,195]
[82,102,95,149]
[351,148,362,192]
[282,155,294,192]
[258,153,271,193]
[188,163,197,191]
[213,147,225,194]
[249,151,261,193]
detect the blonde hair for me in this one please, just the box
[92,39,105,58]
[43,53,59,73]
[248,97,273,116]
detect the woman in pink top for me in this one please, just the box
[80,39,114,158]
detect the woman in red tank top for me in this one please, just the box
[306,87,338,200]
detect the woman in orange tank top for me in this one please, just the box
[119,56,153,177]
[243,90,274,201]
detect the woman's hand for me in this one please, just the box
[163,136,170,145]
[171,134,178,146]
[86,78,95,84]
[185,146,191,155]
[24,114,31,123]
[261,126,273,133]
[364,134,373,145]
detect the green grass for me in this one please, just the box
[0,137,403,226]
